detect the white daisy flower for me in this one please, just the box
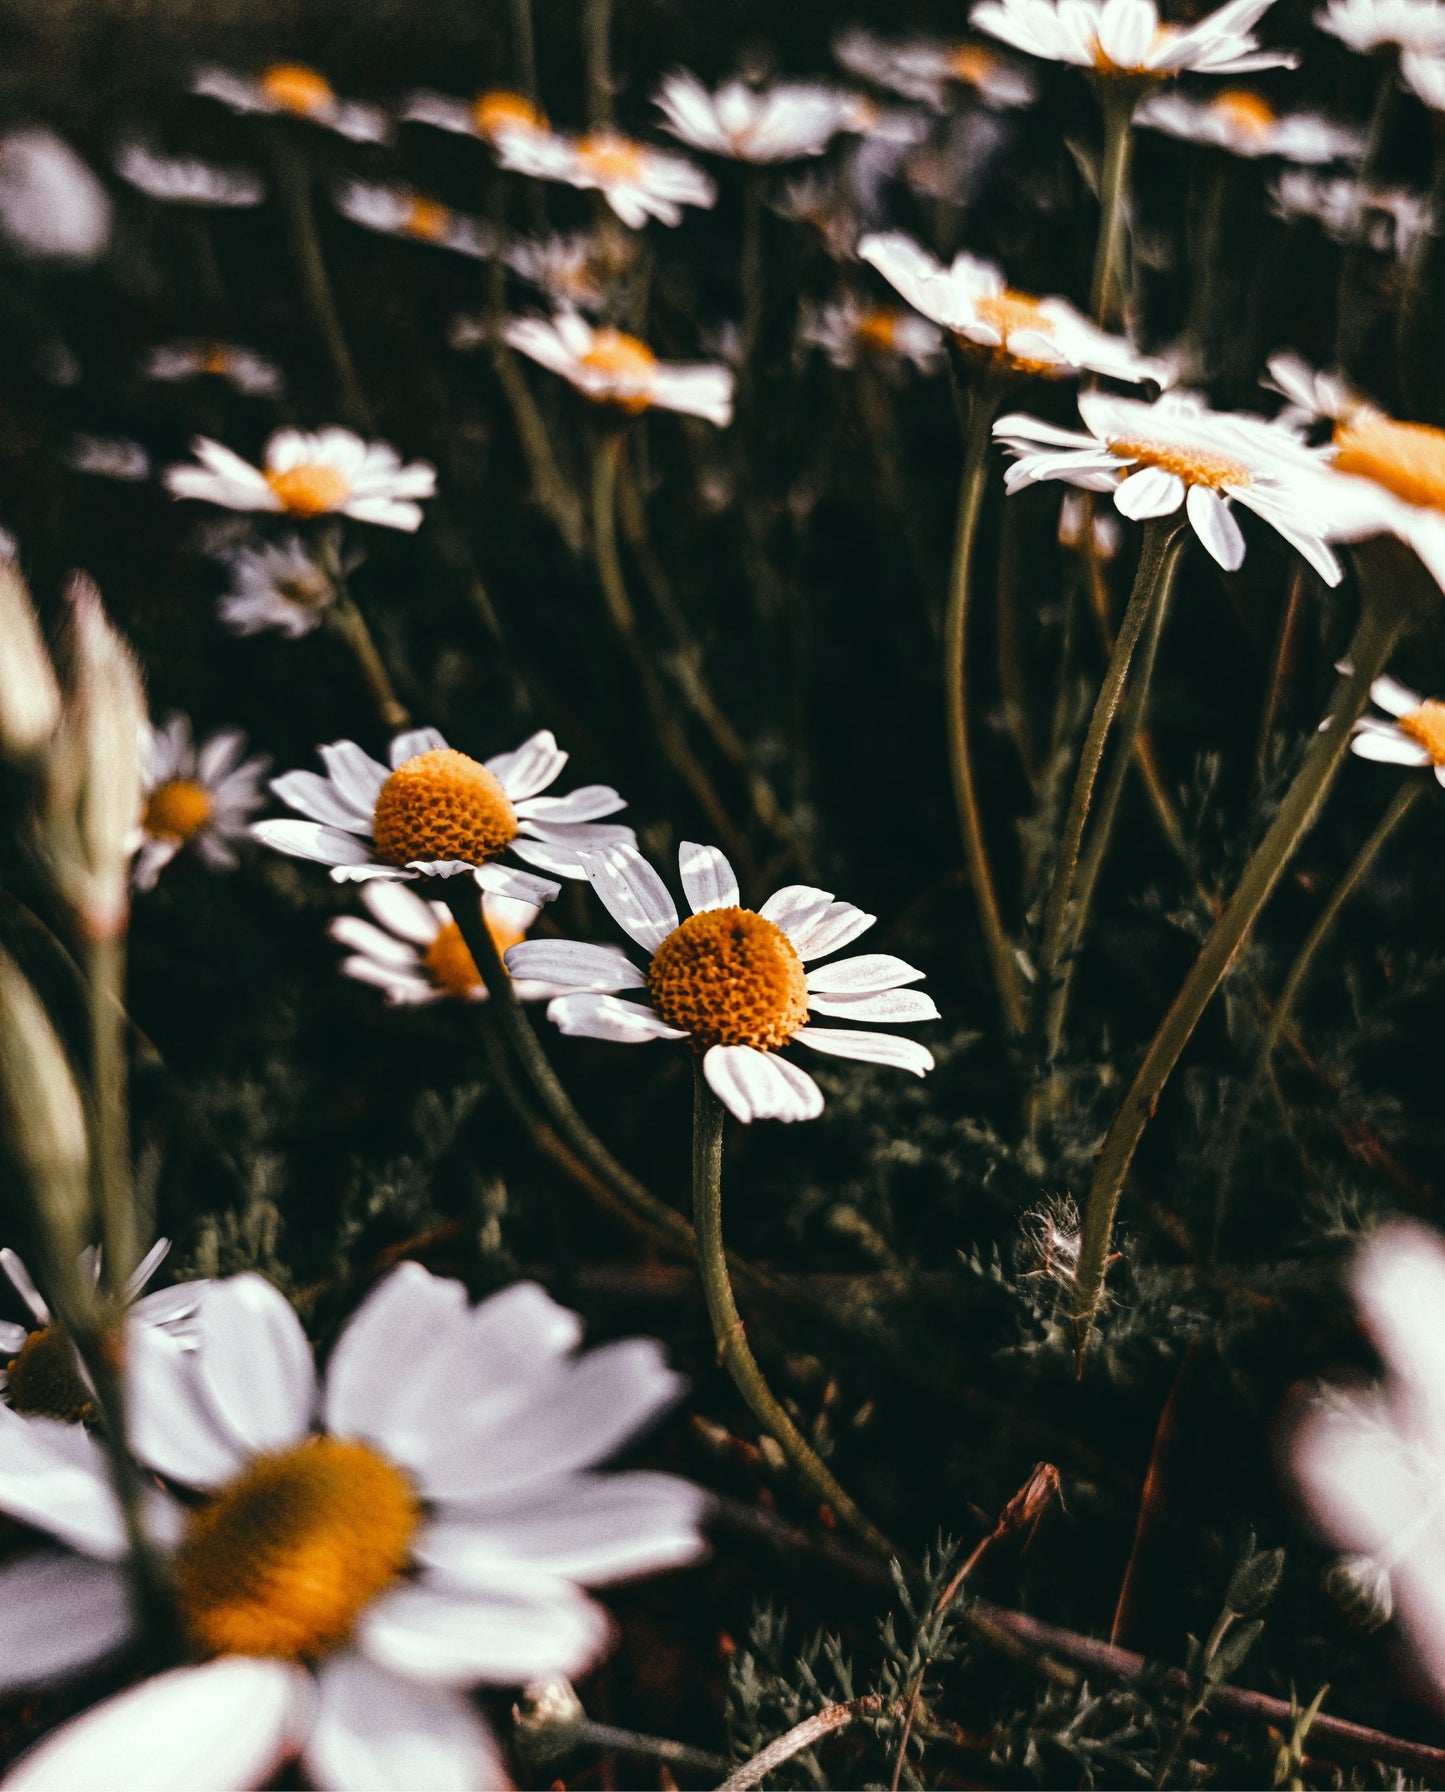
[496,128,717,230]
[132,713,269,892]
[113,141,265,208]
[1135,88,1365,161]
[508,841,938,1126]
[653,70,863,163]
[165,428,436,533]
[1,1239,200,1424]
[1314,404,1445,593]
[253,725,633,907]
[971,0,1296,75]
[1402,46,1445,105]
[141,340,283,398]
[329,883,567,1005]
[772,171,861,261]
[191,62,390,144]
[833,27,1038,111]
[400,87,553,149]
[1263,351,1365,428]
[503,231,626,315]
[858,231,1174,385]
[1316,0,1445,54]
[0,1267,705,1790]
[0,127,110,264]
[1270,168,1431,258]
[505,313,734,427]
[799,295,945,373]
[214,534,335,639]
[63,435,150,482]
[335,180,498,260]
[994,390,1346,579]
[1349,673,1445,786]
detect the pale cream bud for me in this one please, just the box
[0,555,62,760]
[512,1677,585,1768]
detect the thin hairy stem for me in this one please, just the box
[1256,566,1307,772]
[268,133,368,427]
[719,1699,882,1792]
[583,0,614,125]
[317,536,410,732]
[1089,92,1136,328]
[1336,54,1399,374]
[509,0,539,103]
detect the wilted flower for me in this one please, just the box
[497,128,717,228]
[1316,0,1445,53]
[401,87,552,149]
[64,435,150,482]
[505,313,734,426]
[335,180,498,260]
[833,26,1037,111]
[1271,169,1431,258]
[132,714,269,891]
[0,127,111,263]
[1349,673,1445,785]
[214,534,335,638]
[970,0,1297,76]
[141,340,283,397]
[166,428,436,532]
[509,841,937,1125]
[114,141,265,208]
[800,295,945,372]
[1135,89,1364,161]
[654,70,864,162]
[330,883,565,1005]
[192,62,389,143]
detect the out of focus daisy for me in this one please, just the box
[401,87,552,150]
[1135,89,1364,161]
[654,71,863,162]
[133,714,269,891]
[1401,47,1445,105]
[335,179,498,259]
[510,841,937,1126]
[166,428,436,532]
[1264,351,1365,428]
[504,231,631,314]
[0,127,111,264]
[833,26,1038,111]
[994,391,1345,578]
[1349,674,1445,785]
[0,1267,704,1790]
[1316,0,1445,54]
[1318,403,1445,593]
[141,340,283,398]
[859,231,1173,384]
[330,883,566,1005]
[497,128,717,229]
[215,534,335,638]
[254,726,633,904]
[114,141,264,208]
[1271,168,1430,257]
[971,0,1296,75]
[773,171,860,260]
[192,62,389,143]
[1059,488,1123,559]
[800,295,945,373]
[505,313,733,426]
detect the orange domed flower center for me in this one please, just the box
[174,1436,418,1661]
[371,748,518,869]
[951,44,998,84]
[1399,698,1445,765]
[423,909,527,997]
[144,778,214,842]
[473,90,547,139]
[973,290,1055,352]
[261,63,335,117]
[1333,410,1445,512]
[403,196,452,241]
[5,1326,94,1425]
[646,907,810,1052]
[857,309,902,351]
[577,132,648,184]
[266,462,353,517]
[1108,432,1250,490]
[1212,89,1277,135]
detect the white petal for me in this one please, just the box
[794,1026,934,1075]
[502,940,644,991]
[1349,730,1431,765]
[545,993,687,1043]
[790,900,877,960]
[251,819,373,866]
[484,730,566,801]
[123,1238,172,1302]
[805,953,925,993]
[1369,675,1426,718]
[360,1578,610,1686]
[579,845,679,952]
[359,881,441,944]
[126,1325,248,1490]
[757,883,833,943]
[0,1406,131,1557]
[1187,483,1246,571]
[270,770,373,832]
[1354,1223,1445,1437]
[806,987,941,1023]
[388,727,448,768]
[512,784,626,825]
[473,861,561,905]
[0,1248,49,1324]
[704,1044,824,1123]
[317,742,391,811]
[0,1554,135,1691]
[329,916,419,969]
[193,1275,316,1455]
[1114,465,1185,520]
[0,1320,30,1353]
[307,1656,505,1792]
[323,1263,472,1458]
[678,841,740,913]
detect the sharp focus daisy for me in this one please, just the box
[507,842,938,1126]
[1348,673,1445,786]
[799,295,945,373]
[165,428,436,533]
[400,87,552,149]
[253,725,634,906]
[1270,169,1430,258]
[496,128,717,229]
[335,180,498,260]
[1316,0,1445,53]
[1134,88,1364,161]
[858,231,1174,385]
[329,883,567,1005]
[653,70,864,162]
[994,390,1346,579]
[833,26,1038,111]
[141,340,283,398]
[0,1267,705,1790]
[970,0,1297,75]
[191,62,390,143]
[132,714,270,891]
[214,534,336,638]
[505,313,734,427]
[0,127,111,264]
[113,141,265,208]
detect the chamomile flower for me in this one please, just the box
[0,1268,704,1790]
[400,87,552,150]
[253,726,633,906]
[505,313,734,427]
[799,296,945,373]
[1349,674,1445,785]
[330,883,565,1005]
[1263,351,1365,429]
[166,428,436,532]
[773,171,861,261]
[0,128,111,263]
[971,0,1297,76]
[113,141,264,208]
[497,128,717,229]
[508,842,937,1126]
[858,231,1174,384]
[1402,46,1445,105]
[1316,0,1445,54]
[654,70,863,162]
[503,231,627,314]
[214,534,335,638]
[192,62,389,144]
[64,435,149,482]
[141,340,283,398]
[133,714,269,891]
[1315,404,1445,593]
[1135,88,1364,161]
[1270,168,1430,257]
[335,179,498,260]
[833,27,1038,111]
[994,391,1345,578]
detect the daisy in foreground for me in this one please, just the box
[330,883,567,1005]
[132,715,270,892]
[507,842,937,1124]
[506,313,734,427]
[858,232,1173,386]
[1349,673,1445,787]
[496,128,716,229]
[254,726,633,905]
[166,428,436,532]
[191,62,389,143]
[0,1268,705,1791]
[970,0,1297,76]
[654,70,863,162]
[1315,404,1445,594]
[994,391,1346,578]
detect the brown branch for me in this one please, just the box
[717,1698,882,1792]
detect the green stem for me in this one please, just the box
[86,935,135,1299]
[268,133,368,427]
[1336,54,1398,374]
[487,257,587,552]
[739,170,766,393]
[1090,92,1136,328]
[318,538,410,732]
[691,1061,898,1561]
[1072,588,1405,1361]
[582,0,613,126]
[510,0,539,104]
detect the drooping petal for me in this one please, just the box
[307,1655,506,1792]
[1114,465,1185,520]
[1187,483,1246,571]
[703,1044,825,1123]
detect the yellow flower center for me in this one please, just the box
[1093,23,1178,72]
[266,463,353,517]
[646,907,810,1051]
[580,328,658,412]
[144,778,214,843]
[200,343,233,377]
[1108,433,1250,490]
[173,1436,418,1661]
[951,44,998,85]
[4,1326,94,1425]
[261,63,335,117]
[403,196,452,241]
[856,309,902,351]
[473,90,547,139]
[576,132,648,184]
[1211,89,1277,135]
[1333,410,1445,513]
[423,910,527,998]
[974,289,1052,342]
[1398,699,1445,765]
[372,748,519,869]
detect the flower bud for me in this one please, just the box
[0,555,62,761]
[512,1676,585,1770]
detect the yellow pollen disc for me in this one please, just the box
[372,748,519,869]
[856,309,901,352]
[580,328,658,412]
[144,778,214,843]
[974,289,1051,343]
[423,911,527,998]
[403,196,451,241]
[951,45,998,84]
[576,132,648,184]
[646,907,810,1052]
[173,1437,418,1661]
[473,90,547,138]
[1398,699,1445,765]
[200,343,233,377]
[1333,411,1445,513]
[266,462,353,517]
[5,1326,94,1425]
[1108,434,1250,490]
[1212,88,1276,134]
[261,63,335,116]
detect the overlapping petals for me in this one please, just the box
[971,0,1297,75]
[166,428,437,533]
[504,313,734,426]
